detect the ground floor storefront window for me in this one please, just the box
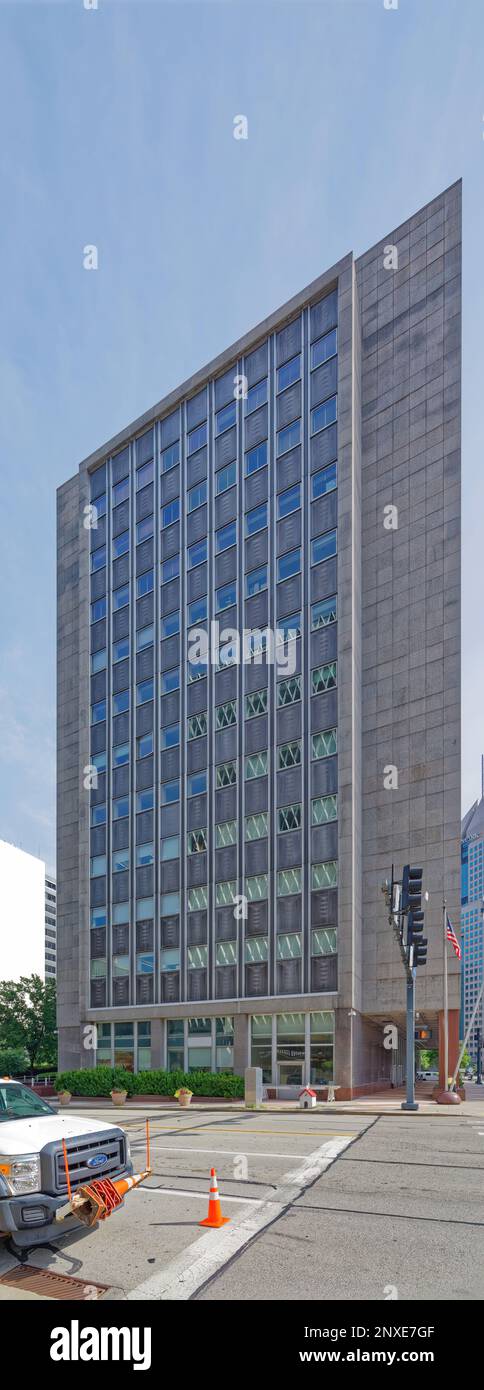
[114,1022,134,1070]
[168,1017,234,1073]
[251,1015,272,1082]
[251,1011,334,1085]
[95,1021,151,1071]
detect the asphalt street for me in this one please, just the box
[1,1106,483,1300]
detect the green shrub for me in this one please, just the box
[55,1067,135,1097]
[0,1047,30,1075]
[54,1067,244,1098]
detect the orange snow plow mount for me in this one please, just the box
[55,1120,151,1227]
[56,1171,149,1228]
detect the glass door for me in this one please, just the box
[278,1061,303,1086]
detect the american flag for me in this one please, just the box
[446,915,462,960]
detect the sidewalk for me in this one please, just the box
[54,1089,484,1119]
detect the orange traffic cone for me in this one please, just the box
[199,1167,230,1228]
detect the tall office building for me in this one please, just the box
[0,841,46,982]
[57,182,461,1093]
[461,765,484,1066]
[45,872,57,979]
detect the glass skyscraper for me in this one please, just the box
[461,777,484,1065]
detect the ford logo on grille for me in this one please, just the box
[87,1153,109,1169]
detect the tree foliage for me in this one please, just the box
[0,975,57,1068]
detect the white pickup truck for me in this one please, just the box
[0,1078,132,1250]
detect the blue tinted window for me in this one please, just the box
[113,477,129,506]
[245,441,267,476]
[91,805,106,826]
[113,849,129,872]
[162,554,180,582]
[277,484,300,518]
[311,595,337,629]
[91,649,107,673]
[188,539,207,569]
[90,855,107,877]
[216,581,236,612]
[161,441,179,473]
[188,652,208,682]
[91,700,106,724]
[161,668,179,694]
[311,530,337,565]
[113,585,129,610]
[136,789,154,813]
[277,612,301,641]
[216,460,236,494]
[137,679,154,704]
[187,422,207,455]
[162,499,180,528]
[312,461,337,498]
[113,636,129,661]
[188,480,207,512]
[91,598,106,622]
[188,597,207,625]
[90,907,107,927]
[137,733,153,758]
[113,743,129,767]
[311,395,337,434]
[245,503,267,536]
[216,401,236,434]
[277,548,300,582]
[92,750,107,772]
[188,770,207,797]
[136,624,154,650]
[112,530,129,558]
[137,952,154,973]
[161,723,180,749]
[162,610,180,638]
[216,521,236,553]
[136,850,154,873]
[246,379,267,414]
[136,460,154,490]
[161,780,180,805]
[246,565,267,598]
[137,571,154,597]
[137,515,154,543]
[311,328,337,370]
[113,690,129,714]
[277,420,301,456]
[113,797,129,819]
[91,546,106,572]
[92,492,106,519]
[277,355,301,392]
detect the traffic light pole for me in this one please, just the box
[382,865,425,1113]
[401,967,418,1111]
[476,1027,482,1086]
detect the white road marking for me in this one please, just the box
[135,1186,262,1206]
[130,1143,313,1160]
[127,1133,352,1301]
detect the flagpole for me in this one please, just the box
[443,898,449,1091]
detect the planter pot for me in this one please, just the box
[110,1090,128,1105]
[177,1093,192,1108]
[57,1091,71,1106]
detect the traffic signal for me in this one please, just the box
[413,938,428,968]
[401,865,423,914]
[407,907,427,969]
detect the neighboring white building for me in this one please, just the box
[45,871,57,979]
[0,841,46,982]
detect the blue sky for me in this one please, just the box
[0,0,482,868]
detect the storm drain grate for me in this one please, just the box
[0,1265,110,1299]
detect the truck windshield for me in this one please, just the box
[0,1083,56,1121]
